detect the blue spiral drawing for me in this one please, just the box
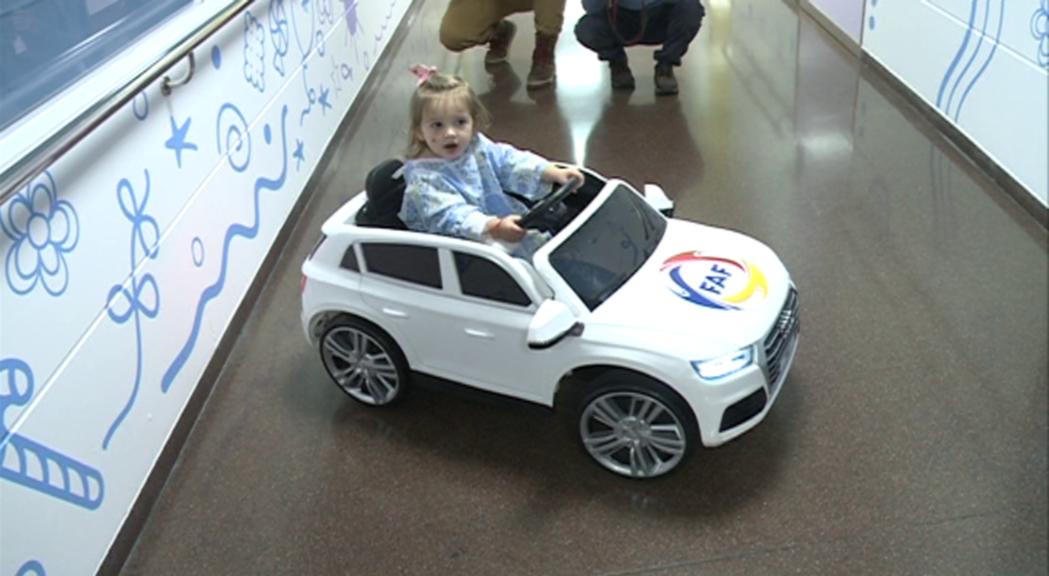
[216,103,252,172]
[1,171,79,296]
[161,105,289,393]
[936,0,1005,122]
[102,171,161,450]
[0,358,105,509]
[15,560,45,576]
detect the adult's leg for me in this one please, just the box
[532,0,566,36]
[440,0,532,51]
[574,11,635,62]
[648,0,704,66]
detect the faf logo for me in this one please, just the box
[661,251,768,310]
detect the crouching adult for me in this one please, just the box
[574,0,705,95]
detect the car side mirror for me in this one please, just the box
[528,300,583,350]
[643,184,674,217]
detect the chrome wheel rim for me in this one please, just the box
[580,391,687,478]
[321,327,399,405]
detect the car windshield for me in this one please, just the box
[549,184,666,310]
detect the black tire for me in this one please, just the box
[577,373,698,479]
[319,316,409,406]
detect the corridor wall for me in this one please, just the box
[0,0,412,573]
[861,0,1048,207]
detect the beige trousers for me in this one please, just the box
[439,0,566,50]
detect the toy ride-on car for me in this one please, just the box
[300,160,799,479]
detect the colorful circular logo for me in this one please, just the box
[661,251,768,310]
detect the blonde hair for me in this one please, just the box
[407,72,491,158]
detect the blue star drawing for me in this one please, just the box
[318,86,332,113]
[293,139,305,170]
[165,116,198,168]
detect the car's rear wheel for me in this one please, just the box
[578,375,696,479]
[319,317,408,406]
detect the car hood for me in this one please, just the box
[586,219,792,354]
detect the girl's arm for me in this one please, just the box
[399,178,491,241]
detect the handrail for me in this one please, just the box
[0,0,254,206]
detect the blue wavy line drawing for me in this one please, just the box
[1,171,79,296]
[15,559,45,576]
[0,358,105,509]
[161,105,289,393]
[937,0,1005,122]
[102,171,160,450]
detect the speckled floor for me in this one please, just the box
[119,0,1048,574]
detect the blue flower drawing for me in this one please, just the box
[1,172,79,296]
[244,11,266,92]
[1034,0,1049,68]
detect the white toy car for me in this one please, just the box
[301,161,799,479]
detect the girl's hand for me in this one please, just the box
[543,163,585,187]
[485,215,526,242]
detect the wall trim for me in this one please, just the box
[798,0,862,57]
[96,1,424,572]
[860,53,1048,229]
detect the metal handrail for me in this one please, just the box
[0,0,254,205]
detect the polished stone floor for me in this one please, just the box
[120,0,1048,574]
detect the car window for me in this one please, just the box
[454,252,531,307]
[361,243,441,288]
[340,244,359,271]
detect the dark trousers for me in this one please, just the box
[574,0,704,66]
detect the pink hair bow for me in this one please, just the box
[410,64,438,86]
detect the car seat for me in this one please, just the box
[356,159,407,229]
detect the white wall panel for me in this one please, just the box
[0,0,413,573]
[862,0,1049,207]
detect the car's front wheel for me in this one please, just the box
[319,317,409,406]
[577,375,697,479]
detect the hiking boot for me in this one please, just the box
[609,59,635,90]
[654,63,678,95]
[485,20,516,64]
[526,33,557,87]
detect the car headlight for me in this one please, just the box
[691,348,754,380]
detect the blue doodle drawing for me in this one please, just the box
[217,103,253,172]
[15,560,45,576]
[1034,0,1049,68]
[0,358,105,509]
[103,171,160,450]
[244,11,266,92]
[1,171,79,296]
[290,0,319,125]
[936,0,1005,122]
[212,45,223,70]
[270,0,290,77]
[192,237,205,266]
[293,139,305,170]
[161,105,289,393]
[132,92,149,120]
[165,115,198,168]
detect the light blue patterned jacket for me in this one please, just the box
[399,133,553,257]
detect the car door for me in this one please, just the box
[438,250,556,401]
[356,241,465,377]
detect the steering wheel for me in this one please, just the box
[518,178,581,229]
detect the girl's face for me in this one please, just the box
[418,96,474,160]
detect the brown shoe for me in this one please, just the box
[486,20,517,64]
[609,59,635,90]
[526,33,557,87]
[654,63,678,95]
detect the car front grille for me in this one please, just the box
[764,287,799,389]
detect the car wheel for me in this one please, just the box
[319,317,409,406]
[578,376,696,479]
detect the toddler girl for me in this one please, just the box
[398,65,583,258]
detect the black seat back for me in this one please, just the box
[356,159,407,229]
